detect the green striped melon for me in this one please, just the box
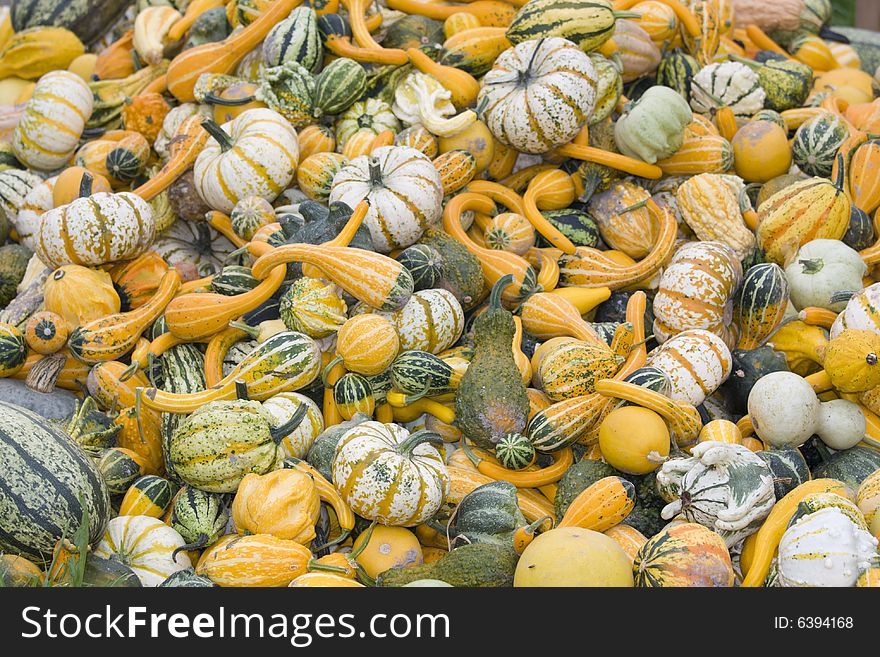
[333,372,375,420]
[396,243,445,291]
[365,370,393,405]
[97,448,148,495]
[160,344,207,484]
[655,50,700,99]
[169,486,229,550]
[262,6,323,73]
[0,401,110,563]
[540,209,600,248]
[0,323,27,377]
[312,57,367,118]
[210,265,260,296]
[792,111,848,178]
[506,0,620,52]
[390,350,459,397]
[495,433,535,470]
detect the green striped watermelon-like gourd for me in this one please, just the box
[0,323,27,377]
[120,475,176,517]
[537,209,600,248]
[279,276,348,339]
[312,57,367,118]
[506,0,622,52]
[494,433,536,470]
[210,265,260,296]
[262,5,323,73]
[396,243,445,291]
[0,400,111,563]
[333,372,376,420]
[160,344,207,484]
[12,0,133,45]
[655,50,700,99]
[169,486,229,551]
[633,522,735,587]
[390,349,461,397]
[734,263,789,351]
[792,111,848,178]
[97,447,148,495]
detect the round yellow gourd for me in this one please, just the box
[438,120,495,174]
[514,527,634,587]
[598,406,670,475]
[813,68,876,106]
[0,554,41,586]
[352,526,423,579]
[67,54,97,81]
[0,76,32,105]
[732,121,792,183]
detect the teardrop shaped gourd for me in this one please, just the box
[557,199,677,289]
[538,339,625,402]
[734,263,789,350]
[557,476,636,531]
[518,291,604,346]
[526,393,607,452]
[68,271,182,365]
[139,331,321,413]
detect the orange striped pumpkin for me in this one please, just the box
[296,152,348,202]
[586,180,655,259]
[848,139,880,215]
[433,149,477,195]
[484,212,536,255]
[656,123,732,175]
[297,124,336,159]
[334,314,400,376]
[395,125,439,159]
[631,1,679,47]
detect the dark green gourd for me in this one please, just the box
[454,274,530,451]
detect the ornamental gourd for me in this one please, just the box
[232,469,321,544]
[633,522,735,587]
[785,239,867,312]
[332,422,449,526]
[690,61,765,123]
[12,70,92,171]
[675,174,756,260]
[831,283,880,338]
[648,329,733,405]
[329,145,443,253]
[262,392,324,459]
[657,441,776,548]
[614,19,661,83]
[194,108,300,213]
[34,192,156,269]
[386,288,464,354]
[614,85,692,163]
[477,36,597,154]
[94,516,191,587]
[279,277,347,338]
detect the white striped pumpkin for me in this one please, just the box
[831,283,880,338]
[647,329,732,406]
[477,36,597,154]
[94,516,191,587]
[331,421,449,527]
[690,61,765,123]
[194,108,300,213]
[329,145,443,253]
[386,288,464,354]
[34,192,156,269]
[11,175,55,251]
[262,392,324,459]
[652,241,742,343]
[12,71,93,172]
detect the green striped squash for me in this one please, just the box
[633,522,735,587]
[494,433,535,470]
[259,63,316,128]
[169,486,229,550]
[262,6,323,73]
[365,370,393,405]
[751,109,787,130]
[333,372,375,420]
[160,344,207,484]
[0,401,110,562]
[526,394,605,452]
[0,323,27,377]
[396,244,445,291]
[506,0,620,52]
[540,209,600,248]
[419,228,486,311]
[279,277,347,339]
[655,50,700,99]
[262,391,324,459]
[811,446,880,488]
[334,98,400,150]
[538,340,624,401]
[382,14,445,50]
[843,206,875,252]
[313,57,367,118]
[12,0,132,45]
[390,350,460,397]
[589,52,623,126]
[755,446,810,500]
[97,447,148,495]
[0,169,41,224]
[751,59,812,112]
[118,475,176,517]
[230,196,275,241]
[690,61,766,121]
[210,265,260,296]
[619,366,672,406]
[792,112,848,178]
[733,263,789,351]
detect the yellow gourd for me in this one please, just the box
[598,406,670,474]
[231,469,321,545]
[352,525,424,579]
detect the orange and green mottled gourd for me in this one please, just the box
[454,274,530,450]
[633,522,734,587]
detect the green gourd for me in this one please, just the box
[376,543,519,587]
[730,56,812,112]
[613,86,692,164]
[454,275,530,451]
[418,227,485,311]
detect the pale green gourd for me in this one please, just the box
[613,86,692,164]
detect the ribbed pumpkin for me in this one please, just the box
[194,108,300,213]
[333,314,400,376]
[484,213,535,255]
[279,277,347,338]
[631,1,678,46]
[433,150,476,195]
[734,263,789,350]
[262,6,322,72]
[690,61,765,123]
[262,392,324,459]
[586,180,655,259]
[329,145,443,253]
[387,288,464,354]
[296,152,348,202]
[614,19,661,83]
[633,522,734,587]
[335,98,399,150]
[94,516,190,587]
[477,36,597,154]
[230,196,275,241]
[656,121,732,175]
[298,124,336,158]
[647,329,732,405]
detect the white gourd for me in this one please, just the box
[690,61,766,122]
[11,175,56,251]
[94,516,191,587]
[392,71,477,137]
[647,328,733,405]
[747,371,820,448]
[263,392,324,459]
[830,282,880,338]
[785,240,867,312]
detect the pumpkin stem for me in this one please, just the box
[307,559,351,575]
[513,515,552,554]
[728,53,761,70]
[234,379,249,400]
[79,171,94,198]
[830,290,857,304]
[619,199,648,214]
[269,402,309,442]
[397,428,444,456]
[797,258,824,275]
[171,534,208,562]
[321,355,343,387]
[460,437,481,467]
[350,520,378,560]
[367,157,384,187]
[203,92,256,106]
[868,353,878,366]
[228,320,260,340]
[833,152,847,191]
[200,119,234,153]
[313,529,351,552]
[489,273,515,309]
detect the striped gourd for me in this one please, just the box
[12,70,92,171]
[0,168,42,227]
[312,57,367,117]
[589,52,623,126]
[94,516,190,587]
[697,419,741,445]
[333,372,375,420]
[329,145,443,253]
[440,27,513,77]
[526,393,607,452]
[395,125,438,159]
[652,241,742,342]
[540,208,600,247]
[196,533,310,587]
[433,150,477,195]
[484,213,536,255]
[388,288,464,354]
[656,49,700,98]
[690,61,765,122]
[366,370,393,405]
[13,176,53,252]
[391,349,462,397]
[604,524,648,562]
[0,323,27,377]
[494,433,535,470]
[631,0,678,46]
[262,6,322,72]
[647,329,732,405]
[230,196,275,242]
[587,180,655,259]
[334,98,399,150]
[557,476,636,531]
[792,112,848,178]
[633,522,734,587]
[734,263,789,350]
[118,475,176,518]
[261,392,324,459]
[169,486,229,551]
[333,314,400,376]
[848,139,880,215]
[614,19,661,83]
[756,167,850,266]
[0,401,110,563]
[296,152,348,202]
[505,0,620,52]
[74,130,150,187]
[396,244,444,291]
[97,447,149,495]
[681,0,721,65]
[210,265,260,296]
[537,340,624,401]
[141,331,322,414]
[297,124,335,159]
[477,36,597,154]
[159,344,206,483]
[830,283,880,338]
[675,173,756,260]
[279,277,347,339]
[656,125,732,175]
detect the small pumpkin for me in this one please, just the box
[633,522,734,587]
[122,92,172,143]
[23,311,68,355]
[43,265,121,329]
[279,277,348,339]
[94,516,190,587]
[232,468,321,544]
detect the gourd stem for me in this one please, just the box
[118,361,139,382]
[235,379,249,400]
[200,119,234,153]
[728,54,760,70]
[79,172,94,198]
[830,290,857,304]
[321,355,344,387]
[313,529,351,552]
[228,320,260,339]
[833,152,846,191]
[307,559,351,575]
[397,429,444,456]
[613,10,641,18]
[489,273,515,310]
[171,534,208,561]
[368,157,384,187]
[619,199,648,214]
[203,92,256,106]
[270,403,309,442]
[460,437,481,467]
[350,521,377,560]
[798,258,824,275]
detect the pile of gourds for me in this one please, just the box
[1,0,880,589]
